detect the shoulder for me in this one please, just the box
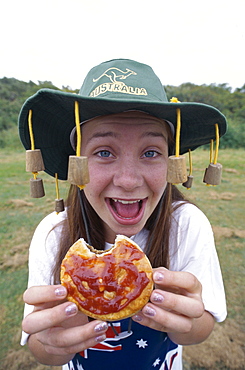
[169,201,215,267]
[34,209,67,235]
[172,201,212,231]
[29,209,68,255]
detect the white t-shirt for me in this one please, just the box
[21,202,227,369]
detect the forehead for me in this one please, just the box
[82,111,169,133]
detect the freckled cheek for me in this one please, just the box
[150,179,167,198]
[147,164,168,189]
[85,166,112,197]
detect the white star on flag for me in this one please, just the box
[136,338,148,348]
[153,357,161,367]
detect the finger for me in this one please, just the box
[132,305,193,334]
[37,320,108,355]
[150,289,204,318]
[23,285,67,305]
[38,321,108,356]
[153,268,202,296]
[22,301,78,334]
[43,333,108,357]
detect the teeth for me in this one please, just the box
[112,199,140,205]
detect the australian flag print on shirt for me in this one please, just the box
[66,318,179,370]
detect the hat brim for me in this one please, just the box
[19,88,227,180]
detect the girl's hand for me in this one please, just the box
[22,285,108,364]
[132,268,214,345]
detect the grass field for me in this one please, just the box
[0,147,244,369]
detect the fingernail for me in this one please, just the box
[94,322,108,333]
[95,334,106,343]
[65,303,77,316]
[132,314,143,322]
[55,286,67,297]
[154,272,164,282]
[152,293,164,303]
[143,306,156,317]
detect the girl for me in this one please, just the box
[19,59,227,369]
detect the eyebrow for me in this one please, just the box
[86,131,118,143]
[141,131,168,141]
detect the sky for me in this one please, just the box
[1,0,244,91]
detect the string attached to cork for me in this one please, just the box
[182,149,194,189]
[203,124,222,186]
[67,101,90,189]
[55,173,65,213]
[167,98,187,184]
[75,101,82,158]
[26,110,45,198]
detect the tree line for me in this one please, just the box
[0,77,244,149]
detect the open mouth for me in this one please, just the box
[106,198,146,224]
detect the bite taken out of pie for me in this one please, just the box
[60,235,153,321]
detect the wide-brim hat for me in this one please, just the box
[19,58,227,180]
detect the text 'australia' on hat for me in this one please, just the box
[19,58,227,181]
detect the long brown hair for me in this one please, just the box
[53,183,188,283]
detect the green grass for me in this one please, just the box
[0,149,69,367]
[217,237,245,322]
[0,147,244,368]
[0,267,28,359]
[0,150,69,257]
[176,148,245,326]
[177,148,245,229]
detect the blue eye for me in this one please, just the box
[144,150,157,158]
[98,150,111,157]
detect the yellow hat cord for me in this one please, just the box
[208,124,220,165]
[170,97,181,157]
[75,101,82,158]
[214,123,220,165]
[175,107,181,158]
[55,173,61,200]
[28,110,34,150]
[182,149,194,189]
[188,149,193,176]
[75,101,85,190]
[28,110,37,180]
[55,173,64,213]
[210,139,214,165]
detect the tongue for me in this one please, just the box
[113,201,140,218]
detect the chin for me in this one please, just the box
[114,223,145,238]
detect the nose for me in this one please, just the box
[113,158,143,191]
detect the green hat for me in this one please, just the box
[18,58,227,180]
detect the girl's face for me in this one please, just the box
[81,111,169,243]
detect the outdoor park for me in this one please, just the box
[0,78,244,369]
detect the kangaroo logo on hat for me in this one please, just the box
[90,65,148,98]
[93,67,137,84]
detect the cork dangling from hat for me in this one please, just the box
[203,124,222,186]
[26,110,45,198]
[54,101,90,214]
[67,101,90,189]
